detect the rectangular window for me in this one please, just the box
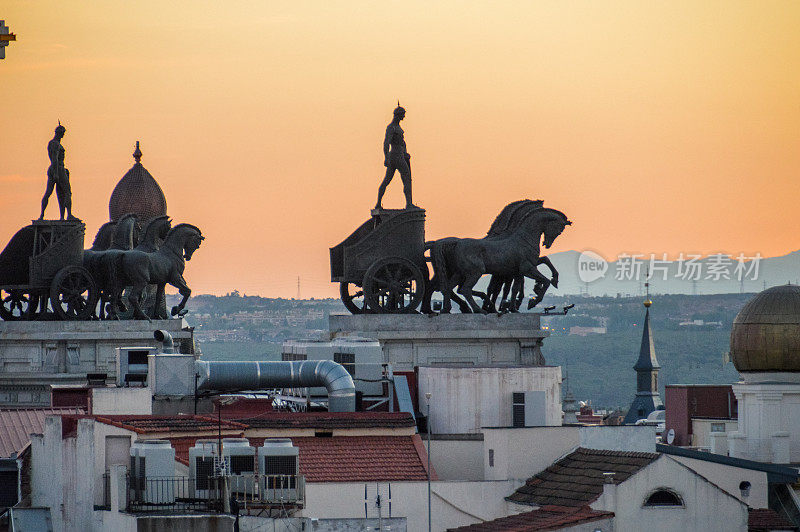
[334,352,356,376]
[488,449,494,467]
[281,353,307,361]
[710,422,726,433]
[512,392,525,427]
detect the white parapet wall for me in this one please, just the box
[329,313,549,369]
[0,318,194,407]
[418,365,562,434]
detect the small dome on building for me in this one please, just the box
[108,141,167,223]
[730,284,800,372]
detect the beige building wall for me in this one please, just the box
[670,454,768,509]
[691,418,738,448]
[304,480,520,532]
[592,456,749,532]
[418,366,562,434]
[428,438,484,481]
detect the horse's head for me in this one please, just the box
[149,215,172,242]
[184,232,204,260]
[541,211,572,249]
[166,223,205,260]
[91,222,116,251]
[111,213,140,250]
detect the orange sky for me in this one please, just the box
[2,2,799,298]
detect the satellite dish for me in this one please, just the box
[666,428,675,445]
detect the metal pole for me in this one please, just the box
[426,392,432,532]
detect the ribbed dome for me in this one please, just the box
[730,284,800,372]
[108,142,167,223]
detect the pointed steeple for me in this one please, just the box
[634,304,660,372]
[623,283,663,424]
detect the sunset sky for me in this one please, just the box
[2,2,799,298]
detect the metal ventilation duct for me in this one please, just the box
[195,360,356,412]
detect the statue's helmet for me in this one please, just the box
[55,123,66,135]
[393,105,406,117]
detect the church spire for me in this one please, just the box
[623,282,663,424]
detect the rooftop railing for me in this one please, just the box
[120,473,305,514]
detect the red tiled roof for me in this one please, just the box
[507,448,659,507]
[171,435,435,482]
[0,408,85,457]
[233,411,416,430]
[448,505,614,531]
[748,508,797,532]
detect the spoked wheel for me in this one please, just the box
[0,288,33,320]
[340,282,367,314]
[50,266,99,320]
[363,257,426,313]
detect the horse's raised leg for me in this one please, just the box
[526,268,551,309]
[169,273,191,316]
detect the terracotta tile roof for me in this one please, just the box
[507,447,659,507]
[748,508,797,532]
[285,435,433,482]
[448,505,614,531]
[171,435,434,482]
[233,411,416,430]
[0,408,85,457]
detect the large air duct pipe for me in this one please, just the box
[154,330,175,354]
[195,360,356,412]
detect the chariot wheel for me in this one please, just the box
[340,282,367,314]
[363,257,425,313]
[0,288,33,321]
[50,266,99,320]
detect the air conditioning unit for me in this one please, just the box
[258,439,299,502]
[129,440,176,504]
[222,438,256,496]
[189,440,222,499]
[116,347,156,387]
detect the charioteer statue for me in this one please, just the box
[39,121,76,220]
[376,103,418,210]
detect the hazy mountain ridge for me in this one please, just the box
[539,249,800,297]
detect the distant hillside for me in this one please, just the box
[538,293,744,408]
[537,249,800,297]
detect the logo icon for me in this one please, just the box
[578,250,608,283]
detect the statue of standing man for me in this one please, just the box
[376,103,417,210]
[39,122,75,220]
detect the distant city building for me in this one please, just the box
[568,326,606,336]
[623,297,663,424]
[664,384,737,447]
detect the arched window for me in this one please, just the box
[644,489,683,507]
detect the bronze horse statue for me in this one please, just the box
[481,200,560,312]
[108,215,172,318]
[85,214,141,319]
[114,223,204,320]
[428,201,570,313]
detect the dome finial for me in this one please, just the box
[133,141,142,163]
[644,269,652,307]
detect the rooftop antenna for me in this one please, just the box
[296,276,301,300]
